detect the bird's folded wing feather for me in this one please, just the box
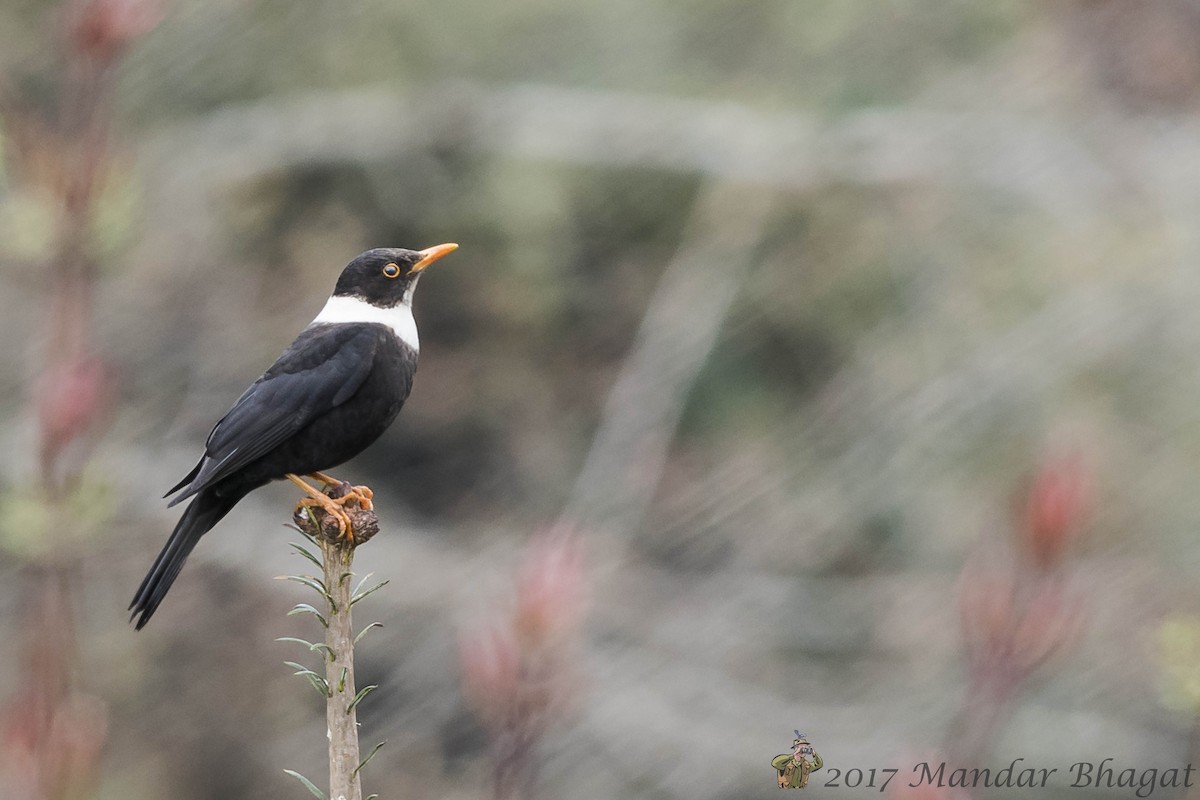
[167,325,380,504]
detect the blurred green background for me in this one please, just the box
[3,0,1200,798]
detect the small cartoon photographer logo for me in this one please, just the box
[772,730,823,789]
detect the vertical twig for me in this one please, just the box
[285,484,381,800]
[321,538,361,800]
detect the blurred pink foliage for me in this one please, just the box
[0,579,109,800]
[68,0,163,64]
[459,528,586,800]
[1019,452,1091,570]
[888,776,971,800]
[514,529,586,645]
[0,0,157,797]
[36,355,114,491]
[958,557,1083,695]
[947,449,1093,765]
[9,0,161,492]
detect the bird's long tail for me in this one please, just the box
[129,487,242,630]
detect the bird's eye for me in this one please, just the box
[382,263,401,278]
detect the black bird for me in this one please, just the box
[130,244,458,629]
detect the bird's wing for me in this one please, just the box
[167,324,381,504]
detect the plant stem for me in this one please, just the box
[321,537,361,800]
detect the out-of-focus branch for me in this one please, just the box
[559,181,775,538]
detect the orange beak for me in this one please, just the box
[411,242,459,274]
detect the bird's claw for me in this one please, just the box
[333,485,374,511]
[297,496,354,540]
[307,473,374,511]
[288,472,378,545]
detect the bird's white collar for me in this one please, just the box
[310,295,419,351]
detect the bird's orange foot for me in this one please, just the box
[308,471,343,487]
[288,473,380,544]
[296,495,353,539]
[287,473,355,540]
[334,485,374,512]
[307,472,374,512]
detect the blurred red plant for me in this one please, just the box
[887,770,972,800]
[514,529,586,644]
[888,787,971,800]
[69,0,163,64]
[946,449,1092,767]
[0,0,157,797]
[1019,452,1090,570]
[0,577,109,800]
[36,355,114,491]
[459,529,586,800]
[958,558,1083,697]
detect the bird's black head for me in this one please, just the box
[332,244,458,308]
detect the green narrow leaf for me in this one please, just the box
[365,795,379,800]
[351,572,375,596]
[353,622,383,646]
[277,575,315,594]
[283,769,327,800]
[289,541,324,569]
[283,574,328,595]
[296,525,320,548]
[283,661,326,682]
[352,740,388,778]
[350,580,390,607]
[281,575,335,609]
[281,661,329,696]
[339,571,353,587]
[287,603,329,628]
[278,637,335,659]
[337,666,348,693]
[276,636,318,649]
[346,684,378,714]
[305,673,332,697]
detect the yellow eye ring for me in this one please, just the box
[382,263,401,278]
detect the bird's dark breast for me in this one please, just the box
[235,327,417,484]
